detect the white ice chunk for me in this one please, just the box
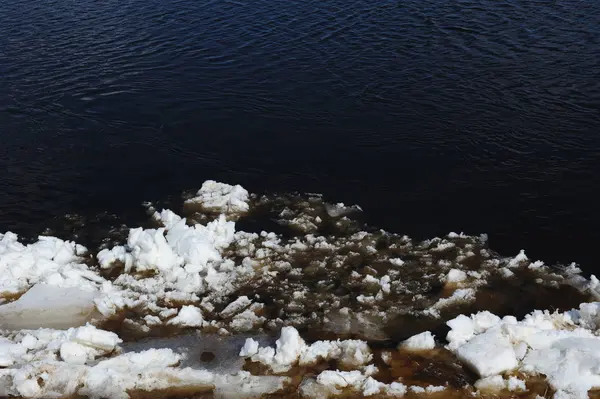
[454,328,518,377]
[447,269,468,283]
[0,338,27,367]
[69,324,122,351]
[400,331,435,351]
[220,296,252,318]
[213,371,289,398]
[96,246,128,269]
[386,382,408,396]
[522,337,600,396]
[317,370,365,389]
[230,308,265,332]
[166,216,235,267]
[362,376,386,396]
[60,342,90,365]
[476,375,527,392]
[0,233,100,296]
[507,250,528,267]
[324,203,362,218]
[186,180,250,215]
[446,314,475,350]
[425,288,476,317]
[389,258,405,266]
[271,326,305,372]
[81,349,213,399]
[127,227,182,272]
[446,304,600,396]
[239,338,260,357]
[250,327,373,375]
[152,209,183,230]
[167,305,204,327]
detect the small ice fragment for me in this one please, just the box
[507,250,528,267]
[239,338,259,357]
[500,267,515,278]
[386,382,407,396]
[426,288,476,317]
[185,180,250,215]
[472,311,501,333]
[60,342,89,364]
[400,331,435,351]
[272,326,305,372]
[389,258,405,266]
[425,385,446,392]
[362,376,385,396]
[447,269,468,283]
[69,324,122,351]
[220,296,252,318]
[152,209,183,230]
[475,375,505,391]
[409,386,425,393]
[380,351,392,365]
[324,203,362,217]
[529,260,545,270]
[476,375,527,392]
[507,376,527,391]
[317,370,365,388]
[97,246,128,269]
[0,338,27,367]
[167,305,204,327]
[249,327,310,372]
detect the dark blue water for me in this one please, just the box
[1,0,599,269]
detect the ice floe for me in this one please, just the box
[0,284,99,330]
[2,180,600,398]
[0,324,287,398]
[0,233,94,296]
[446,302,600,398]
[184,180,250,216]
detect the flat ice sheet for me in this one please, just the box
[0,284,98,330]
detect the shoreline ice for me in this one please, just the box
[1,180,600,398]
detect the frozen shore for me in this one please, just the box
[1,180,599,398]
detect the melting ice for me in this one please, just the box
[1,180,600,398]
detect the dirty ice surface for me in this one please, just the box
[1,180,600,398]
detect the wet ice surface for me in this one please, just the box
[120,332,272,374]
[2,181,600,398]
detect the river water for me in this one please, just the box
[1,0,599,270]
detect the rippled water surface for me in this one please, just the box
[1,0,599,269]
